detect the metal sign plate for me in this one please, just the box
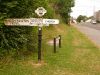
[4,19,31,26]
[4,18,42,26]
[43,19,59,24]
[35,7,47,17]
[30,18,43,26]
[4,18,59,26]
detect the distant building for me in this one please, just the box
[94,10,100,22]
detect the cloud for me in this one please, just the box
[71,0,100,18]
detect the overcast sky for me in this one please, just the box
[71,0,100,18]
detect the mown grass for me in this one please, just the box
[0,24,100,75]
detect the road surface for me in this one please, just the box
[73,22,100,47]
[79,22,100,30]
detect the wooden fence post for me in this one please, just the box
[59,35,61,48]
[54,38,56,53]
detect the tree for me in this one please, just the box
[77,15,88,23]
[55,0,75,24]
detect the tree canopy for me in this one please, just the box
[54,0,74,23]
[77,15,88,23]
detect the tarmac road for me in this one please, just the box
[78,22,100,30]
[73,22,100,47]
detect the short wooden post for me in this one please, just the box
[59,35,61,48]
[54,38,56,53]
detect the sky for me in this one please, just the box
[71,0,100,18]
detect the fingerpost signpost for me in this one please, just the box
[35,7,47,62]
[4,7,59,62]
